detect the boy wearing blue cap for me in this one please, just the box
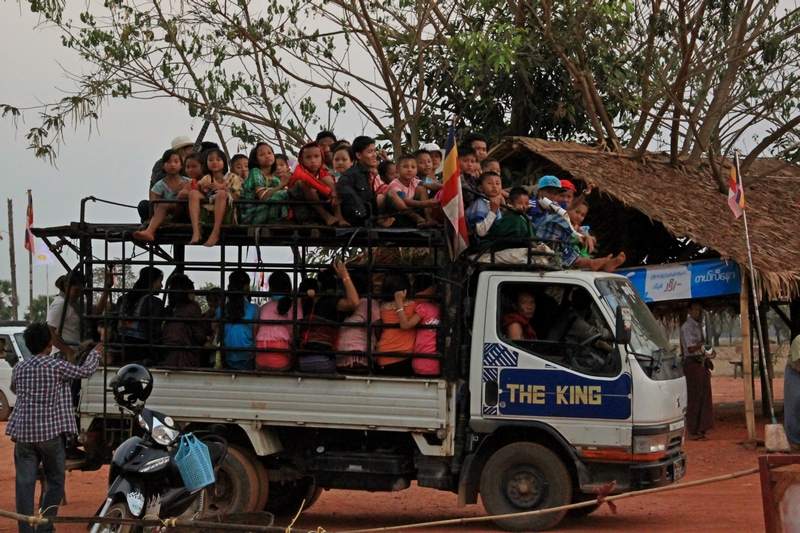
[533,178,625,271]
[527,175,565,226]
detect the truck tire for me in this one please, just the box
[265,479,322,516]
[241,448,270,511]
[0,391,11,421]
[206,445,261,516]
[480,442,572,531]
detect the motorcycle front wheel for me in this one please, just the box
[98,501,133,533]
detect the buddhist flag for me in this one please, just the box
[24,190,34,252]
[34,241,56,267]
[728,152,745,219]
[441,120,469,256]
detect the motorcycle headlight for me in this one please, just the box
[151,423,180,446]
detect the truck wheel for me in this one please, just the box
[100,501,132,533]
[241,448,270,511]
[206,445,261,516]
[265,479,322,516]
[480,442,572,531]
[0,391,11,421]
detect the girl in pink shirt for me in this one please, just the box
[411,275,440,376]
[256,271,301,371]
[336,272,380,373]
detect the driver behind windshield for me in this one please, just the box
[553,289,613,351]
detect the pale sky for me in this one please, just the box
[1,1,796,314]
[0,1,373,313]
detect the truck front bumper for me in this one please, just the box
[577,451,686,493]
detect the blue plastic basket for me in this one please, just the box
[174,433,215,492]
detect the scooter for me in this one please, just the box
[90,398,228,533]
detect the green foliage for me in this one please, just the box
[0,280,14,321]
[4,0,800,173]
[25,295,50,322]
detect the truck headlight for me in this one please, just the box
[633,434,670,455]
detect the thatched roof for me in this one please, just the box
[491,137,800,301]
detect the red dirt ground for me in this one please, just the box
[0,376,787,532]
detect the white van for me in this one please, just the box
[0,321,31,421]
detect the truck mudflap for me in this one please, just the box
[576,451,687,494]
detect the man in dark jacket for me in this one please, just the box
[337,136,380,226]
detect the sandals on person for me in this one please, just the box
[689,433,708,441]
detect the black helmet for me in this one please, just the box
[110,364,153,408]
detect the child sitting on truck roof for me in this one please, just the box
[191,148,243,247]
[566,200,595,257]
[386,154,438,227]
[134,149,192,243]
[231,154,249,180]
[288,142,346,226]
[465,171,504,241]
[478,187,535,250]
[240,142,290,225]
[535,182,625,271]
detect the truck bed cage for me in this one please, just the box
[30,197,563,382]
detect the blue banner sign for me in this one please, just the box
[497,369,632,420]
[616,259,740,302]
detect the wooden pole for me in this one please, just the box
[759,302,773,418]
[6,199,19,320]
[27,189,33,321]
[741,270,756,442]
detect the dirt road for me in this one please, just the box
[0,377,780,532]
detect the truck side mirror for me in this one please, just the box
[615,305,632,345]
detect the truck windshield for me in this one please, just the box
[14,333,32,358]
[595,278,683,381]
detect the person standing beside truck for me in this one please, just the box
[784,335,800,447]
[6,322,101,533]
[46,273,84,362]
[680,300,715,440]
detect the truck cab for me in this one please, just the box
[462,270,685,529]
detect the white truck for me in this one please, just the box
[36,220,687,531]
[0,321,31,420]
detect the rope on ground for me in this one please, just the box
[338,466,761,533]
[0,466,761,533]
[0,508,312,533]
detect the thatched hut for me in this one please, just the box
[491,137,800,303]
[490,138,800,436]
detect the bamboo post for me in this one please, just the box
[741,270,756,442]
[6,199,19,320]
[759,302,773,418]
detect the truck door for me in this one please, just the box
[473,277,633,450]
